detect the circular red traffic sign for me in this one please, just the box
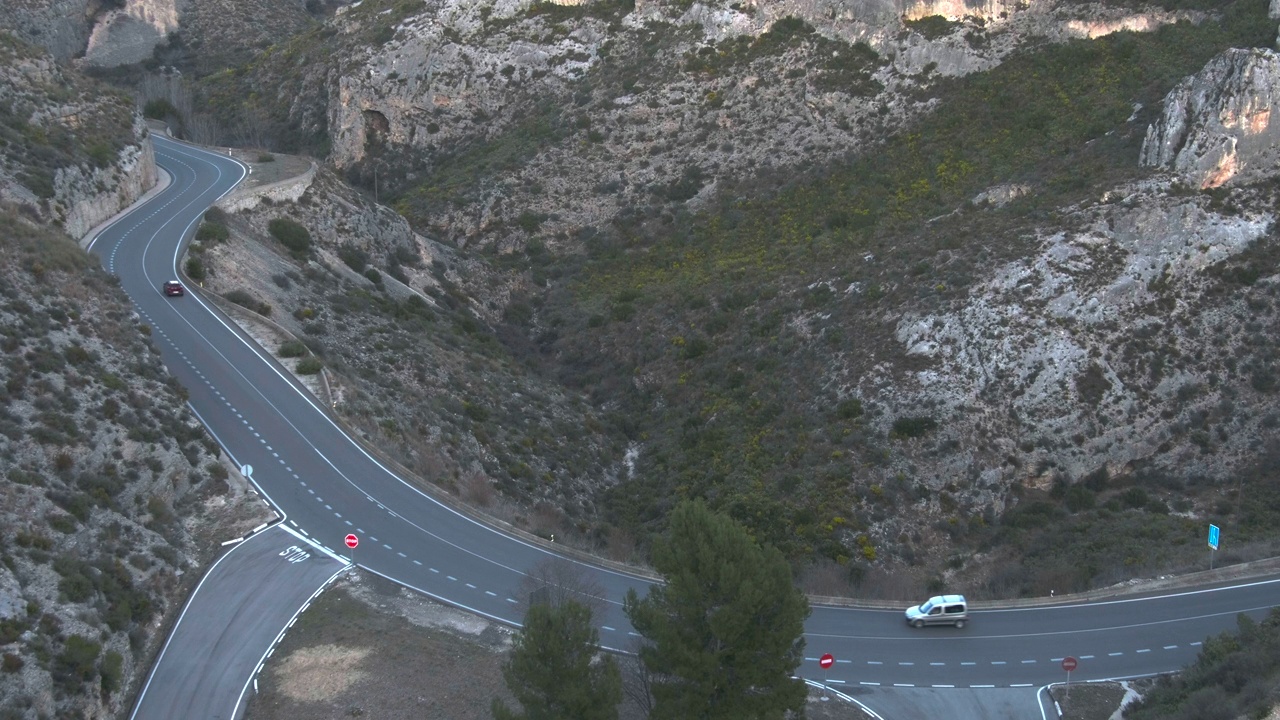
[819,653,835,669]
[1062,656,1078,672]
[344,534,359,549]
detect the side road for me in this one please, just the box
[130,526,347,720]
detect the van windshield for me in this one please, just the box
[919,600,935,614]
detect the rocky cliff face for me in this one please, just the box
[1141,48,1280,189]
[0,35,157,241]
[310,0,1203,253]
[82,0,181,67]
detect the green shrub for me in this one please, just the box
[295,357,323,374]
[337,244,368,272]
[224,289,271,316]
[185,256,205,281]
[257,152,276,162]
[195,221,229,243]
[1,653,22,673]
[100,650,124,694]
[143,99,179,120]
[836,399,864,420]
[890,416,937,439]
[54,635,100,690]
[278,340,307,358]
[268,218,311,256]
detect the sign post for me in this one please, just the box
[345,533,359,566]
[818,653,834,701]
[1208,524,1220,570]
[1062,656,1078,701]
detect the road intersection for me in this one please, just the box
[90,134,1280,718]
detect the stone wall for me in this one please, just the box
[217,162,317,213]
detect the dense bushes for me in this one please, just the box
[268,218,312,257]
[1126,610,1280,720]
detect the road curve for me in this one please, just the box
[92,134,1280,707]
[130,527,346,720]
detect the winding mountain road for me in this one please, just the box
[92,134,1280,718]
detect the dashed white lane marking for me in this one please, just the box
[446,576,457,581]
[1011,684,1033,688]
[1163,645,1178,650]
[1191,642,1203,646]
[991,661,1006,665]
[288,520,297,527]
[961,662,976,666]
[465,583,476,589]
[603,625,616,632]
[307,489,315,495]
[971,684,995,688]
[861,682,880,686]
[1108,652,1123,657]
[929,662,945,666]
[867,661,883,665]
[344,520,352,526]
[324,504,332,510]
[285,466,293,472]
[893,684,913,688]
[1021,660,1036,664]
[1080,655,1095,659]
[835,659,851,664]
[933,684,954,688]
[1137,649,1151,653]
[382,544,392,550]
[300,481,307,486]
[898,662,914,666]
[506,598,518,604]
[412,560,422,566]
[397,552,406,558]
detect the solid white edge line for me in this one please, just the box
[128,529,265,720]
[799,679,884,720]
[229,564,350,720]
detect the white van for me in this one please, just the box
[905,594,968,628]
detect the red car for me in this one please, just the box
[163,280,185,297]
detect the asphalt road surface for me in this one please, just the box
[91,134,1280,718]
[130,526,347,720]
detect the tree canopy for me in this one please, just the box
[493,600,622,720]
[624,500,810,719]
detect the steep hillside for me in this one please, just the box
[176,0,1280,597]
[0,33,267,718]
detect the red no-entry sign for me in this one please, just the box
[1062,656,1078,672]
[819,653,835,669]
[345,534,359,549]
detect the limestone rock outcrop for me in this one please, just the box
[81,0,181,68]
[1141,48,1280,189]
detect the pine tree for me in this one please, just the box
[624,500,810,719]
[492,600,622,720]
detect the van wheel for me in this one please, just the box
[912,619,924,628]
[954,620,965,629]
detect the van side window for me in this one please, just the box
[945,604,964,614]
[927,606,941,615]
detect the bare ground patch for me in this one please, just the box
[246,571,872,719]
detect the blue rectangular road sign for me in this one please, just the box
[1208,524,1220,551]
